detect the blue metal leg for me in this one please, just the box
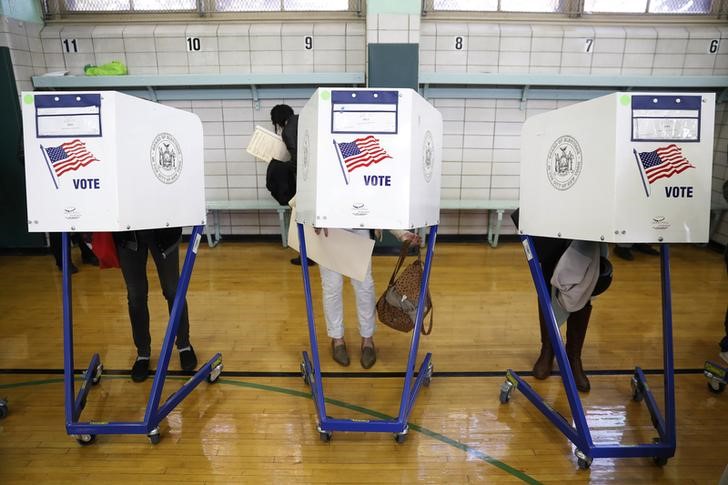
[397,226,438,425]
[299,224,438,438]
[63,226,220,442]
[298,224,328,428]
[61,232,76,433]
[144,225,205,428]
[73,353,101,422]
[504,236,677,466]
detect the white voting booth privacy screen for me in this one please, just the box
[21,91,205,232]
[519,92,715,244]
[295,88,443,230]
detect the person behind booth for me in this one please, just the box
[267,103,315,266]
[313,228,421,369]
[512,209,612,393]
[114,228,197,382]
[49,232,99,274]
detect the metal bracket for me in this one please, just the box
[251,84,260,110]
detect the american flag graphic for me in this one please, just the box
[44,139,99,177]
[336,135,391,172]
[638,144,694,184]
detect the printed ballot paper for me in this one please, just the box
[287,200,375,282]
[246,125,291,162]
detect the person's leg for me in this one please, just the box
[533,304,554,379]
[320,265,349,366]
[148,236,196,371]
[350,260,376,368]
[614,243,634,261]
[566,302,592,392]
[49,232,77,273]
[76,233,99,265]
[117,237,152,381]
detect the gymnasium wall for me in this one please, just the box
[1,12,727,244]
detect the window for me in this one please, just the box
[584,0,712,14]
[64,0,196,11]
[215,0,348,11]
[62,0,350,12]
[433,0,562,11]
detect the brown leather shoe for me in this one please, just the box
[332,341,350,367]
[360,345,376,369]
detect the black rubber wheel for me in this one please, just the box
[577,457,592,469]
[76,434,96,446]
[632,388,644,402]
[0,402,7,419]
[707,380,726,394]
[394,433,408,444]
[653,456,668,467]
[499,389,511,404]
[301,362,310,386]
[148,433,161,445]
[319,431,332,443]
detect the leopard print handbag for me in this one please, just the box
[376,240,433,335]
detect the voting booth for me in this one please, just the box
[519,92,715,243]
[296,88,442,442]
[21,91,221,446]
[22,91,206,232]
[296,88,442,229]
[500,92,717,468]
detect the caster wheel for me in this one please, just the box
[300,361,310,386]
[423,362,433,387]
[707,380,725,394]
[653,456,668,467]
[0,401,8,419]
[76,434,96,446]
[630,376,644,402]
[319,431,332,442]
[499,380,514,404]
[207,364,223,384]
[394,432,408,444]
[92,364,103,385]
[148,428,161,445]
[575,449,592,469]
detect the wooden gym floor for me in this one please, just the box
[0,239,726,484]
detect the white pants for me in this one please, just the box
[319,230,376,339]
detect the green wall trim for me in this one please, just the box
[367,0,420,15]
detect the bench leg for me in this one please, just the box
[205,210,222,248]
[278,209,288,248]
[487,209,505,248]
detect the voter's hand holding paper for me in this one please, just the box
[287,200,374,282]
[246,125,291,162]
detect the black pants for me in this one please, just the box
[117,231,190,357]
[49,232,94,267]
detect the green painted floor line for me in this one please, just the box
[0,375,541,485]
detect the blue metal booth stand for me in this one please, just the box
[61,225,223,445]
[298,224,437,442]
[499,235,676,468]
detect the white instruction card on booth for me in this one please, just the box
[246,125,291,162]
[287,207,375,282]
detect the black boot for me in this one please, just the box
[533,306,554,379]
[566,303,592,392]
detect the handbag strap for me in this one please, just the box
[420,304,433,335]
[387,239,412,286]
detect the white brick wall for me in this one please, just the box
[3,14,726,240]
